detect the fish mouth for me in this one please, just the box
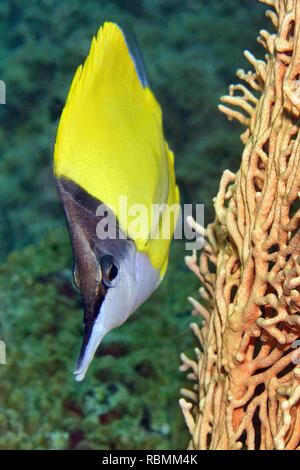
[73,318,105,382]
[74,320,94,379]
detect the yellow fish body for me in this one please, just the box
[54,22,179,381]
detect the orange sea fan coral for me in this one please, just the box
[180,0,300,450]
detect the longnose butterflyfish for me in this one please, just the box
[53,22,180,381]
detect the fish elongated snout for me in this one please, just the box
[73,319,106,382]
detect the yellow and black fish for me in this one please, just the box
[53,22,179,381]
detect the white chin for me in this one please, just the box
[133,251,160,310]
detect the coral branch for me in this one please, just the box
[181,0,300,450]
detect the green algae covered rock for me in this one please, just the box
[0,230,198,449]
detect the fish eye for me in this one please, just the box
[100,255,119,287]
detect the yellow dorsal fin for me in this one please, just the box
[54,22,162,176]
